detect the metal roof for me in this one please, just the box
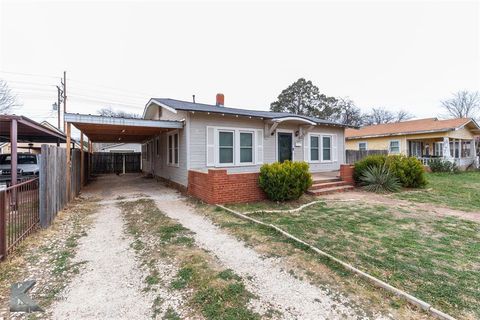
[0,115,67,143]
[149,98,348,127]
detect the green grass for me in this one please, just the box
[244,202,480,319]
[395,171,480,212]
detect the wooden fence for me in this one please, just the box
[39,145,85,228]
[345,149,388,164]
[91,152,141,174]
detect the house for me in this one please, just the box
[140,94,352,203]
[345,117,480,169]
[94,142,141,153]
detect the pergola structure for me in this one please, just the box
[0,115,67,186]
[63,113,183,192]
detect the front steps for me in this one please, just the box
[307,177,354,196]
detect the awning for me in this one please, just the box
[64,113,184,143]
[0,115,66,143]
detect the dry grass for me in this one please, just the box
[0,196,98,319]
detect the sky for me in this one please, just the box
[1,0,479,137]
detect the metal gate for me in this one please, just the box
[91,152,141,174]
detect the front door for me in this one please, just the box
[278,132,293,162]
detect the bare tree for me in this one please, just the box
[395,110,414,122]
[363,108,395,125]
[0,79,19,114]
[97,106,140,118]
[441,90,480,118]
[335,98,363,127]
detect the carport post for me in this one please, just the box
[66,122,71,200]
[11,118,17,186]
[80,132,84,186]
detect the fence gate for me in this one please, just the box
[91,152,141,174]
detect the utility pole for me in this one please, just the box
[56,85,64,130]
[61,71,67,132]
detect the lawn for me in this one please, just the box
[215,201,480,319]
[395,171,480,212]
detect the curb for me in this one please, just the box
[217,204,457,320]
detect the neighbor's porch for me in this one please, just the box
[407,137,478,168]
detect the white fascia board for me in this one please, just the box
[142,99,178,119]
[272,116,317,126]
[64,113,183,129]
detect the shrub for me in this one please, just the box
[360,164,401,193]
[258,161,313,201]
[385,155,427,188]
[429,159,459,173]
[353,154,387,183]
[354,154,427,188]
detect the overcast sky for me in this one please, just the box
[1,0,479,132]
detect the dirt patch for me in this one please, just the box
[321,190,480,222]
[0,196,98,319]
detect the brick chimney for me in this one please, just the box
[216,93,224,107]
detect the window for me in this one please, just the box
[240,132,253,163]
[219,131,234,164]
[389,140,400,153]
[310,136,319,161]
[322,136,332,161]
[434,142,443,157]
[167,132,179,166]
[358,142,367,151]
[410,141,422,157]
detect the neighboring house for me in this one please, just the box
[95,143,141,153]
[140,95,351,203]
[345,117,480,169]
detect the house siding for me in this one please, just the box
[189,112,344,173]
[142,107,189,187]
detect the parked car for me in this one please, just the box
[0,153,41,184]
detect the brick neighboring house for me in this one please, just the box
[140,95,352,204]
[345,117,480,169]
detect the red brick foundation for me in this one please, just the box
[340,164,355,185]
[188,169,266,204]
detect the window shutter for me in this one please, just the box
[332,134,338,162]
[304,135,310,162]
[206,127,215,167]
[256,129,264,164]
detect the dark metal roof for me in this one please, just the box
[0,115,67,143]
[151,98,348,127]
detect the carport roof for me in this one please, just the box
[0,115,67,143]
[64,113,184,143]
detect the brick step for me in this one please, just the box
[307,185,354,196]
[309,180,351,190]
[312,177,342,184]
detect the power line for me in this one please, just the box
[0,70,59,79]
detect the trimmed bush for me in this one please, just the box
[360,164,401,193]
[258,161,313,201]
[385,155,427,188]
[354,154,427,188]
[429,159,459,173]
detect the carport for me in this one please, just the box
[63,113,184,186]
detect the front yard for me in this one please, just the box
[395,171,480,212]
[203,172,480,319]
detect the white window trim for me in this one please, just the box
[358,141,368,151]
[211,126,259,168]
[167,130,180,167]
[307,133,335,163]
[275,129,295,162]
[389,140,401,154]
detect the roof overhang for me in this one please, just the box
[0,115,67,143]
[270,116,317,126]
[65,113,183,143]
[143,99,178,119]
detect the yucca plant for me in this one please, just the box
[360,164,401,193]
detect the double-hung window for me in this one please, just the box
[310,136,319,161]
[219,131,234,164]
[322,136,332,161]
[240,132,253,163]
[167,132,179,166]
[389,140,400,153]
[358,142,367,151]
